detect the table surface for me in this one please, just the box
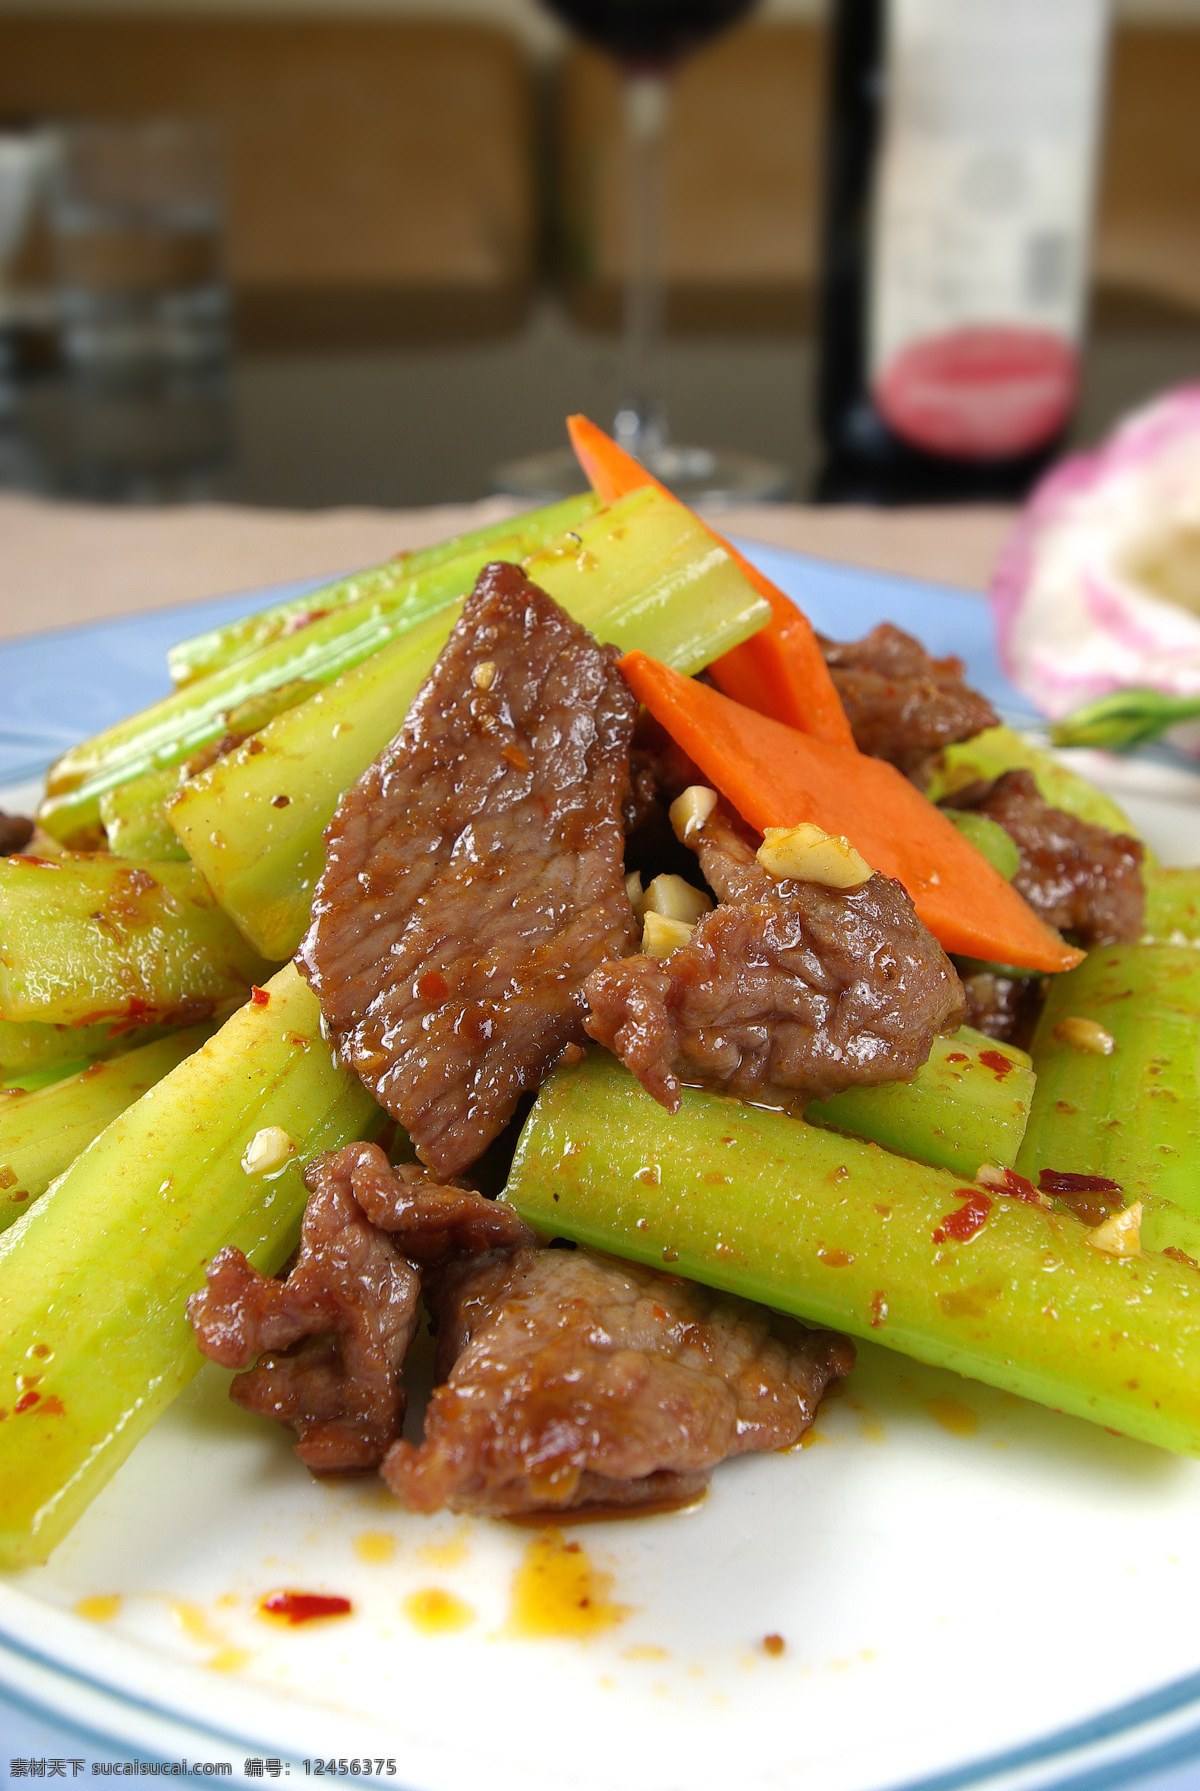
[0,491,1015,643]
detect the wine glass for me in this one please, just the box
[494,0,790,505]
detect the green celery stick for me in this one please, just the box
[1143,866,1200,944]
[806,1027,1034,1176]
[99,765,189,862]
[3,1059,91,1093]
[923,724,1139,838]
[41,501,605,845]
[944,812,1021,879]
[506,1052,1200,1456]
[0,1016,178,1082]
[170,486,770,961]
[0,1023,214,1225]
[0,963,381,1567]
[0,856,270,1026]
[167,492,601,687]
[1015,943,1200,1255]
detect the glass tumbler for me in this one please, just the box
[50,119,228,371]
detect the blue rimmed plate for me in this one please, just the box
[1,542,1198,1790]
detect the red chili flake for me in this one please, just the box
[1038,1169,1123,1196]
[985,1166,1043,1206]
[80,1062,105,1081]
[932,1190,993,1245]
[979,1050,1015,1079]
[40,1394,64,1415]
[271,794,291,809]
[0,1167,15,1190]
[945,1052,969,1064]
[14,1390,40,1413]
[869,1289,888,1328]
[9,1191,27,1203]
[250,986,271,1007]
[9,855,62,869]
[418,970,448,1004]
[258,1589,353,1626]
[762,1634,786,1657]
[501,743,531,772]
[818,1248,856,1267]
[1165,1246,1200,1271]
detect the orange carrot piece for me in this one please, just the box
[567,413,854,748]
[619,649,1083,974]
[707,589,856,749]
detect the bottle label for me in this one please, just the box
[869,0,1109,460]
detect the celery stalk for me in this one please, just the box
[0,963,380,1567]
[167,492,600,687]
[1015,943,1200,1254]
[170,486,769,960]
[0,856,270,1026]
[1143,866,1200,944]
[99,765,189,862]
[923,725,1138,838]
[0,1023,214,1225]
[806,1027,1034,1176]
[0,1016,175,1081]
[506,1052,1200,1456]
[41,499,605,845]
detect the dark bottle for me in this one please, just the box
[813,0,1112,504]
[541,0,756,67]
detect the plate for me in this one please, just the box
[1,543,1199,1789]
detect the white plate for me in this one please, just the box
[2,547,1199,1788]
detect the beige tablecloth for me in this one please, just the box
[0,495,1016,643]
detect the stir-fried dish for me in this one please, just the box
[0,417,1198,1566]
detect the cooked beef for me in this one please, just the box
[0,812,34,856]
[383,1244,854,1517]
[584,804,964,1112]
[187,1142,533,1471]
[942,770,1145,947]
[623,713,708,888]
[958,966,1044,1048]
[821,623,997,780]
[193,1141,854,1515]
[297,562,639,1178]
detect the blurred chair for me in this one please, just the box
[0,16,536,345]
[558,23,821,333]
[557,19,1200,335]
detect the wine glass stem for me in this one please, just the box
[615,68,670,461]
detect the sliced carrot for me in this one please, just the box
[619,649,1083,974]
[567,413,854,748]
[706,587,856,749]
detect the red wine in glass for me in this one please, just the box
[541,0,757,67]
[494,0,788,502]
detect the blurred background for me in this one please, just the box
[0,0,1196,508]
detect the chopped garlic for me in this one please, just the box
[669,785,718,843]
[241,1126,296,1177]
[471,660,497,690]
[757,824,872,889]
[643,873,713,925]
[625,869,645,915]
[1086,1200,1142,1258]
[642,912,694,959]
[1053,1015,1115,1056]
